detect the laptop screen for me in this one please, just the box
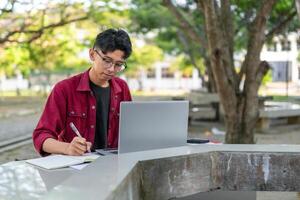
[118,101,189,154]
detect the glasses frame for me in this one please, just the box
[93,49,127,72]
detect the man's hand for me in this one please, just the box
[64,137,92,156]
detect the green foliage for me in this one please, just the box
[262,70,272,85]
[125,40,163,77]
[129,0,299,85]
[129,0,205,73]
[0,45,31,77]
[0,0,134,76]
[130,0,173,33]
[170,54,204,75]
[0,24,88,77]
[1,0,298,80]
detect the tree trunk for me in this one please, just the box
[204,58,217,93]
[224,94,257,144]
[296,0,300,20]
[199,0,275,144]
[163,0,280,143]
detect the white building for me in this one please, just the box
[260,32,300,83]
[126,59,202,92]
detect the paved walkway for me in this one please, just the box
[0,113,40,141]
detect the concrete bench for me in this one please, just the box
[132,95,174,101]
[187,92,220,122]
[257,101,300,130]
[189,106,217,122]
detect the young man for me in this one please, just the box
[32,29,132,156]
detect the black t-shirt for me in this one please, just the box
[89,81,111,150]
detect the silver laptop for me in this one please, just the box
[118,101,189,154]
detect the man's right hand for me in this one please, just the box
[64,137,92,156]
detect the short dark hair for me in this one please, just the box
[93,28,132,59]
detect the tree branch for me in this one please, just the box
[255,61,270,90]
[200,0,239,105]
[25,16,88,34]
[201,0,239,94]
[296,0,300,20]
[162,0,207,48]
[266,10,297,40]
[0,16,88,44]
[221,0,234,59]
[238,0,276,86]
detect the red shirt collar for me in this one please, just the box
[76,68,122,94]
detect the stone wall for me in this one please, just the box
[107,151,300,200]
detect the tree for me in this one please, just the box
[0,0,132,76]
[130,0,215,92]
[144,0,298,144]
[296,0,300,21]
[0,1,90,46]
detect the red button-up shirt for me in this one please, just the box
[32,69,132,156]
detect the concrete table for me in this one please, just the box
[0,160,75,200]
[258,101,300,130]
[1,144,300,200]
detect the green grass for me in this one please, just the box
[270,95,300,104]
[0,89,47,97]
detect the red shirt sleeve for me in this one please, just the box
[32,83,67,156]
[123,81,132,101]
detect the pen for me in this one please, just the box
[70,122,82,137]
[69,122,91,153]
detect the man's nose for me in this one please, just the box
[107,64,115,72]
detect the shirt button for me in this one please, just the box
[71,111,75,114]
[90,125,94,129]
[111,108,115,112]
[92,105,96,110]
[82,113,86,117]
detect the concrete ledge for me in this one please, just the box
[45,145,300,200]
[108,151,300,200]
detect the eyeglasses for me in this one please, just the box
[94,49,127,72]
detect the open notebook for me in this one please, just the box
[26,153,99,170]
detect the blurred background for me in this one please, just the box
[1,0,300,168]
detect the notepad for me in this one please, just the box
[95,149,118,156]
[26,153,99,170]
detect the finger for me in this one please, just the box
[86,142,92,152]
[74,142,87,152]
[72,136,81,142]
[72,137,88,149]
[71,150,82,156]
[68,147,82,156]
[72,145,85,155]
[76,138,87,145]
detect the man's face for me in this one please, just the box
[89,48,125,82]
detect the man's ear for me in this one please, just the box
[89,49,95,61]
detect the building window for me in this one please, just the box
[161,68,174,78]
[182,73,192,78]
[146,68,155,78]
[281,40,291,51]
[267,42,277,51]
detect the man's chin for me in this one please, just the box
[102,74,114,80]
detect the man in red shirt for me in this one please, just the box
[33,29,132,156]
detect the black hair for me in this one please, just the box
[93,28,132,59]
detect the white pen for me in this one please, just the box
[69,122,91,153]
[70,122,82,137]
